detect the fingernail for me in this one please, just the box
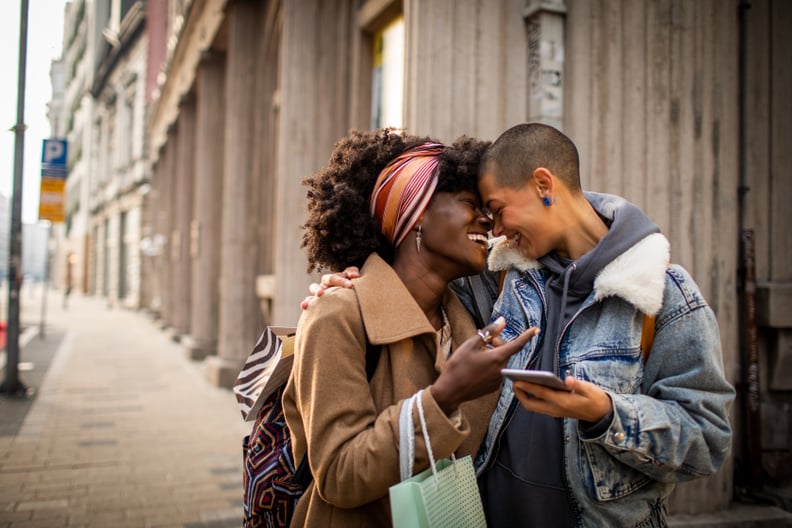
[495,316,505,325]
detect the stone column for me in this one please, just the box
[183,51,226,360]
[272,0,354,325]
[173,94,196,340]
[139,158,158,313]
[206,0,264,387]
[158,127,177,327]
[166,123,181,335]
[251,0,281,325]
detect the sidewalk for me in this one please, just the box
[0,286,250,528]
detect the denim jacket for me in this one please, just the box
[475,232,735,527]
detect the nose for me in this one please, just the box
[491,219,504,237]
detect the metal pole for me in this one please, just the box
[739,230,762,487]
[735,0,766,493]
[1,0,30,396]
[39,224,51,338]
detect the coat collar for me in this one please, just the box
[354,253,475,346]
[488,233,670,315]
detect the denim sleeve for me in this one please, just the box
[585,276,735,483]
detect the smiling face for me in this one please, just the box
[478,169,558,261]
[418,190,492,279]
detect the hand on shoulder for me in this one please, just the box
[300,266,361,310]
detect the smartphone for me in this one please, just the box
[501,369,572,392]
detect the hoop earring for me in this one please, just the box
[415,225,422,253]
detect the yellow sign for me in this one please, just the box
[39,176,65,222]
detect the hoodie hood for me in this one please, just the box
[488,192,670,316]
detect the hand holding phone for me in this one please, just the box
[501,369,572,392]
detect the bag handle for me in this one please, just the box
[398,393,417,480]
[398,390,445,484]
[414,392,439,483]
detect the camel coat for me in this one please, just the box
[282,253,498,527]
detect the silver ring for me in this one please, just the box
[476,329,493,345]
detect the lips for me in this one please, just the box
[506,233,521,248]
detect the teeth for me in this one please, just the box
[467,233,488,243]
[507,233,521,248]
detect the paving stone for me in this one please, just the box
[29,510,69,522]
[14,499,68,511]
[8,520,68,528]
[0,512,32,522]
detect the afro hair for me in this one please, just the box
[301,128,491,272]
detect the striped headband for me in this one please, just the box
[370,142,444,247]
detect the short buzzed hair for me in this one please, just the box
[481,123,581,192]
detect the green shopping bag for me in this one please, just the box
[389,391,487,528]
[389,455,486,527]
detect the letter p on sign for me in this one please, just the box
[42,139,67,165]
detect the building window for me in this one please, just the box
[370,16,404,129]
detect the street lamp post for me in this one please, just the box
[1,0,30,396]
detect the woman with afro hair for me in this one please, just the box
[282,128,537,527]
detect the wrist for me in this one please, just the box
[590,392,613,422]
[429,383,459,416]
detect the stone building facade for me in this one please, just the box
[88,1,148,308]
[50,0,95,296]
[53,0,792,519]
[50,0,149,308]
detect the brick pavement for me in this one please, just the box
[0,287,251,528]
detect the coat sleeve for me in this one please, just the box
[584,268,735,483]
[284,289,470,508]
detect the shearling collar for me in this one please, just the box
[488,233,670,316]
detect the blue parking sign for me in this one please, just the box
[41,138,68,178]
[40,138,68,222]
